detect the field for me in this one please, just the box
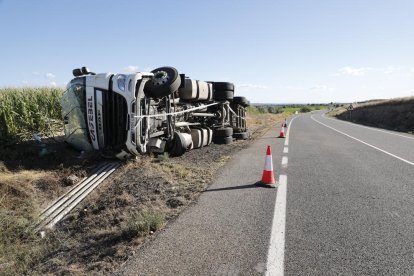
[248,104,330,116]
[0,87,64,145]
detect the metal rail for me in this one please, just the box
[35,161,121,234]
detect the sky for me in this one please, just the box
[1,0,414,104]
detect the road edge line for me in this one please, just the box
[265,174,287,276]
[311,115,414,166]
[322,113,414,140]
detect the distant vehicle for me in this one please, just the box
[61,67,250,159]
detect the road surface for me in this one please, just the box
[118,111,414,275]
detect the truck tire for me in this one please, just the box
[213,136,233,144]
[214,90,234,101]
[214,127,233,138]
[233,96,249,107]
[144,67,181,98]
[233,132,249,140]
[213,82,234,91]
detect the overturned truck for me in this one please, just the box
[62,66,250,159]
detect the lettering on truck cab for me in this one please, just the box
[86,88,99,149]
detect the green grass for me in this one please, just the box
[282,105,328,114]
[124,211,165,237]
[0,87,64,145]
[249,104,329,116]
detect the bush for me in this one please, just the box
[300,106,312,113]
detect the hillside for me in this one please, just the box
[334,97,414,133]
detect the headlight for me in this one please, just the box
[117,74,127,91]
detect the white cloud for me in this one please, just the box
[310,85,329,90]
[278,85,304,91]
[338,66,372,77]
[383,66,399,75]
[237,83,268,89]
[45,73,56,79]
[124,65,138,72]
[49,81,57,87]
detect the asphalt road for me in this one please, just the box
[286,112,414,275]
[118,112,414,275]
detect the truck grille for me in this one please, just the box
[102,90,128,151]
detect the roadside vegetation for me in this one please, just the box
[247,103,330,116]
[330,97,414,134]
[0,87,64,146]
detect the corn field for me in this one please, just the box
[0,87,64,145]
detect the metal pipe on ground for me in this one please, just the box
[42,163,120,231]
[36,162,120,233]
[38,163,113,222]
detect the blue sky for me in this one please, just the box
[1,0,414,103]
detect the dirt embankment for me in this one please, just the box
[1,112,286,275]
[335,97,414,133]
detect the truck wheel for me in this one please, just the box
[213,82,234,91]
[144,67,181,98]
[214,90,234,101]
[233,132,249,140]
[213,136,233,144]
[232,96,249,107]
[214,127,233,138]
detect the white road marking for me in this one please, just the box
[265,174,287,276]
[284,116,297,146]
[311,115,414,166]
[283,147,288,154]
[265,116,297,276]
[281,156,288,168]
[322,113,414,141]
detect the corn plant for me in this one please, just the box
[0,87,64,145]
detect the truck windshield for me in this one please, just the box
[61,82,93,151]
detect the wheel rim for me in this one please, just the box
[152,71,170,86]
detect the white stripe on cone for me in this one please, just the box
[264,155,273,171]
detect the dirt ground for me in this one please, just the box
[1,112,285,275]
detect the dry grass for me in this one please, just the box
[246,112,287,133]
[332,97,414,133]
[0,168,67,275]
[356,96,414,108]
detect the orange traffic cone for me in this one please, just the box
[279,127,285,138]
[259,145,276,188]
[284,119,288,128]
